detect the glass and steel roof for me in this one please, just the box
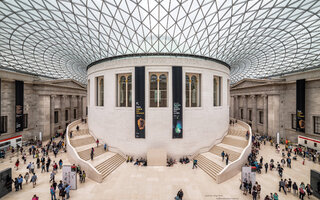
[1,0,320,83]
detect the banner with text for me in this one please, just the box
[296,79,305,132]
[15,80,24,132]
[135,67,145,138]
[172,66,183,138]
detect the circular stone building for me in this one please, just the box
[87,54,230,158]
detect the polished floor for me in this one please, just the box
[0,139,319,200]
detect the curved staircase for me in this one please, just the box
[195,122,249,181]
[67,122,125,182]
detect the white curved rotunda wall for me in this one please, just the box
[87,56,230,158]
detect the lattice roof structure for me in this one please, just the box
[1,0,320,83]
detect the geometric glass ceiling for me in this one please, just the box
[0,0,320,83]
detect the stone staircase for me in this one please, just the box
[68,124,125,181]
[96,154,126,179]
[209,145,240,162]
[196,123,248,181]
[77,145,106,161]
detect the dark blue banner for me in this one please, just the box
[15,80,24,132]
[296,79,305,132]
[135,67,145,138]
[172,66,183,138]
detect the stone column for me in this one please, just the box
[60,95,66,130]
[77,96,82,120]
[50,95,56,137]
[242,95,247,121]
[230,96,234,118]
[263,94,268,135]
[251,95,257,133]
[70,95,74,121]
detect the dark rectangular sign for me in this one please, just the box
[172,66,183,138]
[296,79,305,132]
[0,168,12,198]
[15,80,24,132]
[135,67,145,138]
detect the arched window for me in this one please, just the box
[96,76,104,106]
[186,73,200,107]
[150,73,167,107]
[213,76,222,106]
[117,73,132,107]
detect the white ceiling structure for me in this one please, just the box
[0,0,320,83]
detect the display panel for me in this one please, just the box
[172,66,183,138]
[0,168,12,198]
[135,67,145,138]
[310,170,320,199]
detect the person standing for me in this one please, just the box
[96,139,99,147]
[104,143,107,151]
[293,182,298,196]
[64,184,71,199]
[264,162,268,173]
[17,174,23,190]
[82,170,86,183]
[306,184,313,199]
[221,151,225,161]
[15,159,19,170]
[59,159,63,169]
[177,189,183,200]
[32,194,39,200]
[279,179,286,194]
[24,172,29,184]
[226,154,229,165]
[288,178,292,193]
[50,185,57,200]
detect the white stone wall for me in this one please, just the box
[87,56,230,158]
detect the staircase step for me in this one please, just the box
[196,154,223,180]
[209,146,241,162]
[78,145,107,161]
[221,136,248,148]
[70,136,95,147]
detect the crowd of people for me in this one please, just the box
[242,132,317,200]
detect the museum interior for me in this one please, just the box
[0,0,320,199]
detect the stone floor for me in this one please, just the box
[0,140,319,200]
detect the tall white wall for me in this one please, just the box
[87,56,230,158]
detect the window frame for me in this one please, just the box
[258,110,263,124]
[213,76,222,106]
[291,114,296,130]
[0,116,8,134]
[23,113,28,129]
[314,116,320,134]
[116,73,132,107]
[185,73,201,107]
[54,111,59,124]
[149,72,168,108]
[96,76,104,106]
[74,109,77,119]
[248,109,252,121]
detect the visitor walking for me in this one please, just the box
[192,159,198,169]
[293,182,298,196]
[50,185,57,200]
[96,139,99,147]
[104,143,107,151]
[64,183,71,199]
[279,179,286,194]
[226,154,229,165]
[31,173,37,188]
[15,159,19,170]
[264,162,268,173]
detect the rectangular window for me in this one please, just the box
[186,73,201,107]
[213,76,222,106]
[291,114,296,130]
[304,140,307,144]
[74,109,76,119]
[259,111,263,124]
[16,138,22,142]
[248,110,252,121]
[149,73,167,107]
[117,73,132,107]
[240,108,243,119]
[23,114,28,129]
[96,76,104,106]
[0,116,8,134]
[65,110,69,121]
[0,141,10,148]
[314,116,320,134]
[54,111,59,124]
[314,143,317,148]
[87,80,90,106]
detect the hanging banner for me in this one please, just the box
[135,67,145,138]
[62,165,77,190]
[15,80,24,132]
[172,66,183,138]
[296,79,305,132]
[0,78,1,133]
